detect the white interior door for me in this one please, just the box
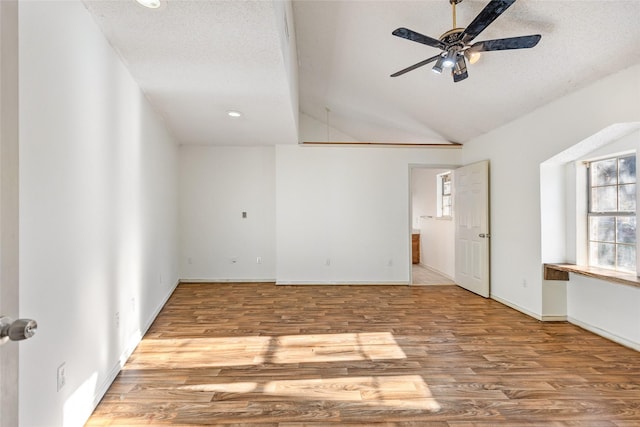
[454,160,490,297]
[0,1,20,425]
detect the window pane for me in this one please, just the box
[616,216,636,244]
[591,158,617,186]
[619,155,636,184]
[617,244,636,272]
[590,216,615,242]
[590,242,615,268]
[443,183,451,195]
[619,183,636,212]
[442,195,451,217]
[591,186,617,212]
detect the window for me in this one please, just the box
[587,154,636,272]
[436,172,452,218]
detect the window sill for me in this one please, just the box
[544,263,640,289]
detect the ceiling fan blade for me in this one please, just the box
[461,0,517,44]
[452,55,468,83]
[392,27,446,50]
[469,34,541,52]
[391,54,441,77]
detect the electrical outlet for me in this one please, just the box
[325,258,331,267]
[522,279,528,288]
[256,257,262,264]
[115,311,120,329]
[187,257,193,265]
[57,363,66,392]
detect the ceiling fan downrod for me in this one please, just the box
[450,0,463,29]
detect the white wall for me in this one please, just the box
[462,64,640,347]
[560,130,640,348]
[179,146,276,281]
[299,112,359,143]
[19,2,179,426]
[411,168,455,278]
[275,145,460,284]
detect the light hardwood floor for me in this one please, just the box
[87,283,640,426]
[412,265,455,285]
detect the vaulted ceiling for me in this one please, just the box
[82,0,640,146]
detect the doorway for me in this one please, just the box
[409,166,456,285]
[0,1,20,425]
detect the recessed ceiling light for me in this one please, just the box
[135,0,161,9]
[227,110,242,118]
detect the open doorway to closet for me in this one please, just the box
[410,167,456,285]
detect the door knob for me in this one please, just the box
[479,233,491,238]
[0,316,37,345]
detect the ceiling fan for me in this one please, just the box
[391,0,541,82]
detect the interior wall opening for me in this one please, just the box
[409,166,456,286]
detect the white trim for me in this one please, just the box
[491,294,543,321]
[91,278,180,409]
[492,293,568,321]
[568,316,640,351]
[541,315,568,322]
[276,281,409,286]
[420,264,455,281]
[180,278,276,283]
[411,283,456,287]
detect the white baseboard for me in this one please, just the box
[490,294,543,321]
[421,264,454,281]
[180,278,276,283]
[492,295,567,322]
[491,295,638,350]
[568,316,640,352]
[276,281,409,286]
[90,278,180,410]
[541,315,568,321]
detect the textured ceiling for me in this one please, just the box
[82,0,640,146]
[82,0,298,146]
[294,0,640,144]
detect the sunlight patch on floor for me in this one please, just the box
[123,336,272,368]
[180,375,441,411]
[273,332,407,363]
[123,332,406,369]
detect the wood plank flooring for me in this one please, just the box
[412,265,455,285]
[86,283,640,426]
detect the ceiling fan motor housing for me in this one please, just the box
[439,28,465,45]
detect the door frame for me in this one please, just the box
[408,164,459,285]
[0,1,20,426]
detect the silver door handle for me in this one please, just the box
[479,233,491,238]
[0,316,37,345]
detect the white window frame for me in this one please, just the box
[586,153,636,273]
[436,171,452,219]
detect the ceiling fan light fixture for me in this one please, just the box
[135,0,161,8]
[442,50,458,68]
[454,55,467,73]
[465,50,482,64]
[432,56,445,74]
